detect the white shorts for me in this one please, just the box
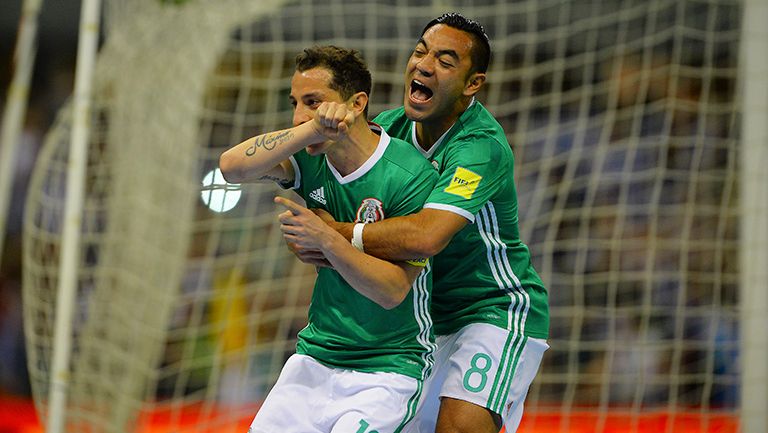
[408,323,548,433]
[249,354,422,433]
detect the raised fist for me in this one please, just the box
[313,101,356,140]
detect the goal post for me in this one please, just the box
[739,0,768,432]
[0,0,42,269]
[47,1,103,433]
[22,1,749,432]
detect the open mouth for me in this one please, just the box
[409,79,433,103]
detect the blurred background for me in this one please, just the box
[1,1,78,399]
[0,1,765,433]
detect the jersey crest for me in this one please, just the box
[355,198,384,223]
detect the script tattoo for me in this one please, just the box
[245,130,293,156]
[259,174,293,189]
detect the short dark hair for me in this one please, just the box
[421,13,491,74]
[295,46,372,115]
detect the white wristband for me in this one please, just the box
[351,223,365,252]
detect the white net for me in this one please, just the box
[22,0,744,432]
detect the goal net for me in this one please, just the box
[22,0,747,432]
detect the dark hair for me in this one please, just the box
[295,46,372,115]
[421,13,491,74]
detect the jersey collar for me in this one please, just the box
[410,97,476,159]
[326,123,390,185]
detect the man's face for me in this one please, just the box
[403,24,477,123]
[290,67,345,155]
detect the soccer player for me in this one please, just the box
[295,14,550,433]
[219,46,438,433]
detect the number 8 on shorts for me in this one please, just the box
[463,353,493,392]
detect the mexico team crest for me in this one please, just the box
[355,198,384,223]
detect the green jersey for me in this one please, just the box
[374,101,549,339]
[288,125,439,379]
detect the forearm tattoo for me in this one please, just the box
[245,130,294,156]
[259,174,294,189]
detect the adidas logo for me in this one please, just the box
[309,186,327,205]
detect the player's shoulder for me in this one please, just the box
[372,106,408,129]
[382,135,436,177]
[454,102,508,144]
[384,136,433,167]
[448,102,513,160]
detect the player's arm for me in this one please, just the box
[219,122,320,184]
[317,208,468,261]
[314,138,504,260]
[219,101,354,184]
[277,197,422,309]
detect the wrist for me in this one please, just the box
[321,230,344,253]
[293,120,323,146]
[305,118,325,141]
[351,223,365,252]
[333,220,355,241]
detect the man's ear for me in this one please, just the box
[464,72,486,97]
[349,91,369,116]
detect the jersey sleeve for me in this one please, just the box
[425,136,510,223]
[281,155,301,191]
[285,149,317,197]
